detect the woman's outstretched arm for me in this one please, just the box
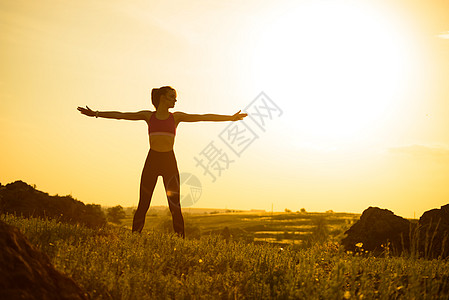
[77,106,151,121]
[176,110,247,122]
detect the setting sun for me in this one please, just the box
[252,1,417,140]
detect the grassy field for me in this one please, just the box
[3,212,449,299]
[121,208,359,247]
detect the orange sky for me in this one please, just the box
[1,0,449,218]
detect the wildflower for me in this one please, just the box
[344,291,351,299]
[198,259,203,263]
[355,242,363,248]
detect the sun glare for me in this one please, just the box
[252,1,413,141]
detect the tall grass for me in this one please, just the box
[3,214,449,299]
[405,219,449,260]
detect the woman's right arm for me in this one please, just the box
[77,106,151,121]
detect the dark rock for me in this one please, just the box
[341,207,412,255]
[0,220,88,300]
[417,204,449,259]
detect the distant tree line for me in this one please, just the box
[0,181,107,228]
[107,205,126,224]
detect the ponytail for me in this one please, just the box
[151,89,160,109]
[151,86,174,109]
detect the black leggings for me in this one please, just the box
[132,149,184,238]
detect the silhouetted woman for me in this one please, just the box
[77,86,247,238]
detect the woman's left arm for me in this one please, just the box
[176,110,247,122]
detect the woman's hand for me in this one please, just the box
[77,106,96,117]
[231,110,248,121]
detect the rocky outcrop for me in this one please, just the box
[0,220,88,299]
[417,204,449,259]
[341,207,413,255]
[342,205,449,258]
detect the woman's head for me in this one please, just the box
[151,86,176,109]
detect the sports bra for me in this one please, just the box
[148,112,176,137]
